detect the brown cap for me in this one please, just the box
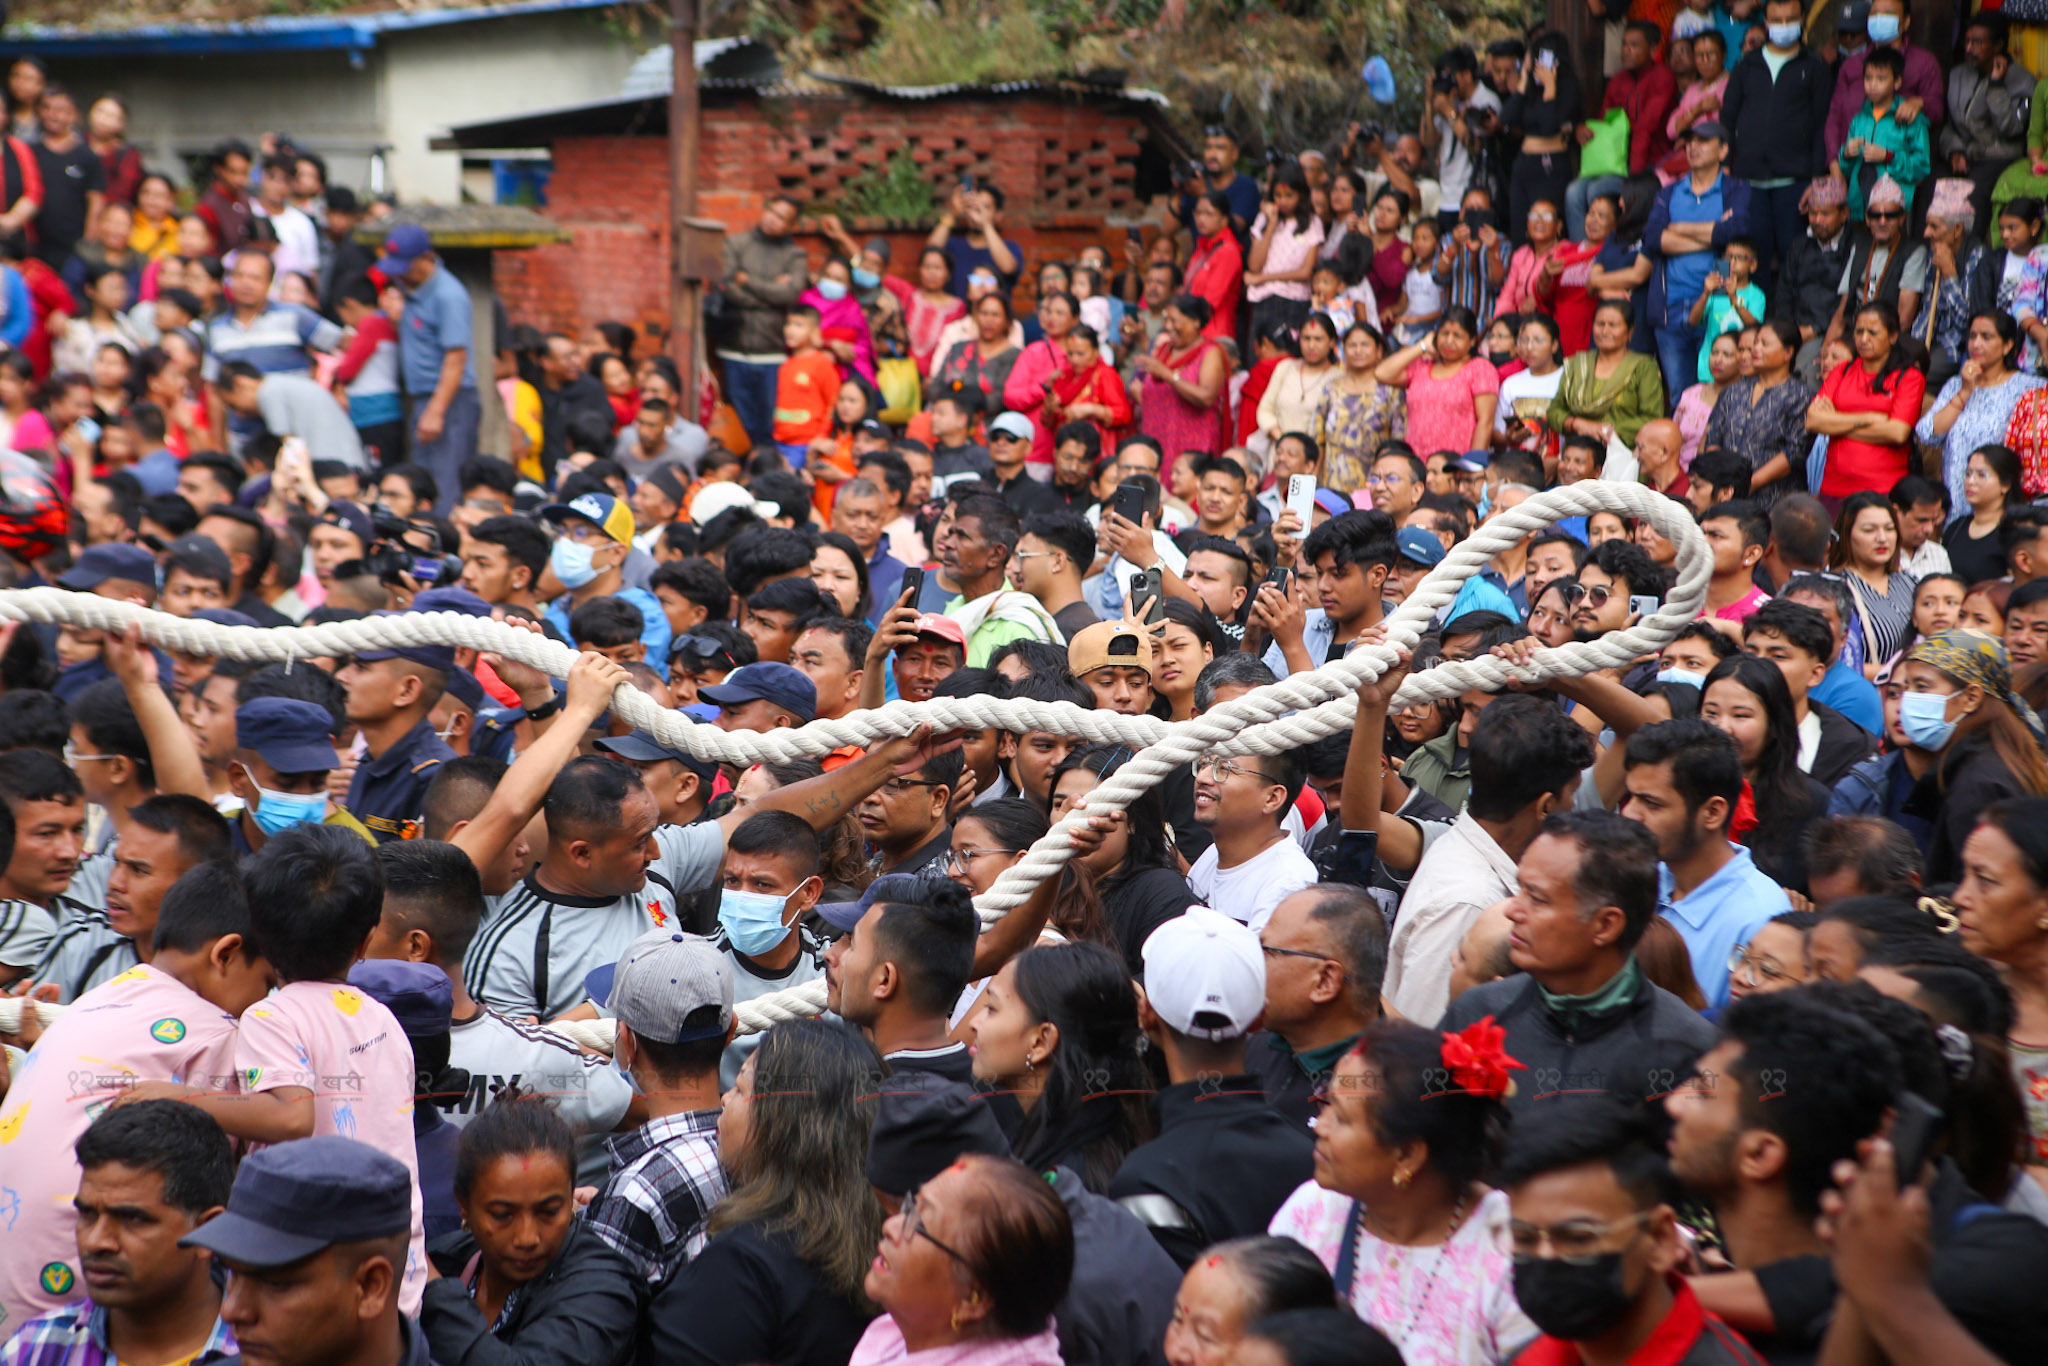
[1068,620,1155,678]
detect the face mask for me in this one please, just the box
[816,278,849,301]
[1866,13,1900,43]
[1513,1254,1637,1341]
[1767,21,1801,45]
[852,267,881,290]
[550,536,599,589]
[1656,667,1708,689]
[1487,348,1515,367]
[611,1057,639,1093]
[250,786,327,836]
[1899,689,1958,750]
[719,887,797,957]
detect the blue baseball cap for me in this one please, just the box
[698,662,817,724]
[181,1136,412,1267]
[541,492,634,545]
[443,666,487,710]
[347,960,454,1037]
[1395,527,1447,567]
[58,543,157,592]
[235,697,341,773]
[1313,488,1352,519]
[375,222,432,277]
[412,586,493,618]
[352,610,458,674]
[596,726,718,782]
[192,607,262,631]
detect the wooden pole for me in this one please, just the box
[669,0,701,415]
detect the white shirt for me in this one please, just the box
[1385,812,1520,1024]
[1495,367,1564,434]
[1902,537,1952,578]
[1187,833,1319,931]
[1797,708,1821,773]
[254,202,322,281]
[1433,86,1501,203]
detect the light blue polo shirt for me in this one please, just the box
[1658,842,1790,1008]
[1663,171,1728,314]
[400,264,478,394]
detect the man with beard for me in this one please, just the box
[1618,720,1790,1006]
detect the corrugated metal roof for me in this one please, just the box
[11,0,623,57]
[814,72,1169,106]
[619,37,780,98]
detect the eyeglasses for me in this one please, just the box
[880,777,944,796]
[1867,209,1904,221]
[900,1184,972,1266]
[1497,1211,1654,1263]
[1012,550,1055,563]
[1194,756,1275,784]
[64,744,115,764]
[1727,944,1799,986]
[943,846,1015,873]
[1262,943,1340,966]
[671,634,726,660]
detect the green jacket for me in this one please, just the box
[1400,730,1470,814]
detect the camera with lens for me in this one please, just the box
[1432,70,1458,95]
[1355,121,1384,147]
[348,510,462,587]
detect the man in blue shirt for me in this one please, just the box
[377,224,478,514]
[540,492,672,671]
[1178,126,1262,245]
[1644,121,1753,406]
[1618,719,1789,1008]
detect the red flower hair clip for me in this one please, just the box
[1729,779,1759,838]
[1440,1016,1526,1100]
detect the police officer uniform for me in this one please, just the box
[346,625,460,842]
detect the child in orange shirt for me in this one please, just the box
[773,304,841,460]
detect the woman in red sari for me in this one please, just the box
[1186,191,1244,343]
[1046,323,1131,452]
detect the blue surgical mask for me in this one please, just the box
[250,786,327,836]
[1767,22,1802,46]
[816,278,849,301]
[1866,13,1900,43]
[852,267,881,290]
[1656,667,1708,690]
[719,887,797,957]
[550,536,599,589]
[611,1058,639,1094]
[1899,689,1957,749]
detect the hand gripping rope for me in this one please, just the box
[0,481,1706,1048]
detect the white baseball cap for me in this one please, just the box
[1141,906,1266,1041]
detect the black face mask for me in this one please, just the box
[1487,348,1516,368]
[1512,1253,1637,1341]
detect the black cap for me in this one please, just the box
[865,1076,1010,1197]
[180,1136,412,1266]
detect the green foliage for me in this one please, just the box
[836,146,941,221]
[843,0,1064,86]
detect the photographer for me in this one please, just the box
[1346,127,1441,228]
[1177,124,1262,246]
[1418,46,1502,235]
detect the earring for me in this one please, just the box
[950,1307,965,1333]
[1393,1168,1411,1189]
[1025,1053,1036,1073]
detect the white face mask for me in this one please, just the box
[1767,22,1802,47]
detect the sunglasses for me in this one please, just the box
[1867,209,1904,221]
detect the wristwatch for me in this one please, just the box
[523,692,564,722]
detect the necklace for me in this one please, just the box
[1356,1190,1473,1345]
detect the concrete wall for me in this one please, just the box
[45,49,383,190]
[380,11,640,204]
[43,10,638,202]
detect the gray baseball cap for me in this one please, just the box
[607,930,733,1044]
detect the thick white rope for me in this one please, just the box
[0,481,1706,1048]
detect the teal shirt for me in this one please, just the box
[1839,101,1931,221]
[1698,282,1764,381]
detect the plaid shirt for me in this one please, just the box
[0,1299,236,1366]
[583,1108,724,1284]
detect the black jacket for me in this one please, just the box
[1244,1029,1361,1135]
[539,374,614,481]
[1807,700,1877,790]
[1048,1166,1181,1366]
[1107,1075,1314,1268]
[1100,865,1196,978]
[421,1224,640,1366]
[1439,965,1717,1113]
[1722,46,1833,183]
[648,1222,871,1366]
[1745,774,1832,894]
[1901,731,2031,885]
[1776,225,1862,337]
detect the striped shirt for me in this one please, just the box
[200,303,341,382]
[28,912,135,1003]
[0,899,53,972]
[0,1299,236,1366]
[463,822,726,1022]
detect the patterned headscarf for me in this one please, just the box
[1908,629,2047,740]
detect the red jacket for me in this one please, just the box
[1186,231,1243,342]
[1603,61,1680,178]
[1512,1279,1767,1366]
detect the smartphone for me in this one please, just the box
[1462,208,1496,233]
[1113,480,1147,527]
[1129,567,1163,622]
[1629,595,1660,619]
[1266,565,1293,596]
[1125,225,1144,245]
[74,416,102,447]
[962,173,976,193]
[1286,474,1317,528]
[1536,48,1557,71]
[1890,1092,1943,1186]
[898,566,924,607]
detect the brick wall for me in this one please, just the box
[494,93,1152,337]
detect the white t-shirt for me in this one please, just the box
[1495,367,1564,434]
[1434,86,1501,203]
[1188,834,1320,931]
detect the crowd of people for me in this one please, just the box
[3,6,2048,1366]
